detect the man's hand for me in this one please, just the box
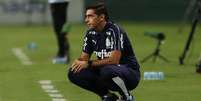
[71,59,88,73]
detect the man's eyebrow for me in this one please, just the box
[86,14,93,16]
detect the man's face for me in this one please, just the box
[85,9,102,29]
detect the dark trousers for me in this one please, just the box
[68,64,140,97]
[50,2,69,57]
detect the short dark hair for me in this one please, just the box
[86,3,109,21]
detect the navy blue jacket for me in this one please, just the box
[82,21,140,70]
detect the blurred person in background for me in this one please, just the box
[48,0,71,64]
[68,3,140,101]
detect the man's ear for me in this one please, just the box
[99,14,105,21]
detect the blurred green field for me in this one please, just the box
[0,23,201,101]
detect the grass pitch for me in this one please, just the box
[0,23,201,101]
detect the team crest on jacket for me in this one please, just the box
[105,31,114,49]
[106,31,111,36]
[106,37,111,49]
[105,37,114,49]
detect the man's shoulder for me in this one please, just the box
[107,21,117,29]
[85,29,97,36]
[106,22,124,34]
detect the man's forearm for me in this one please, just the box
[78,52,90,61]
[90,57,119,67]
[90,50,121,67]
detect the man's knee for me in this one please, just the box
[100,65,118,79]
[67,68,94,84]
[67,69,76,83]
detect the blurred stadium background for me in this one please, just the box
[0,0,201,101]
[0,0,195,24]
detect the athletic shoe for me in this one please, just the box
[52,56,68,64]
[120,95,135,101]
[102,93,119,101]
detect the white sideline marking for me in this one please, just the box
[39,80,52,85]
[39,80,68,101]
[49,94,63,98]
[52,98,66,101]
[45,89,59,93]
[42,85,54,90]
[12,48,32,65]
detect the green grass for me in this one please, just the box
[0,23,201,101]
